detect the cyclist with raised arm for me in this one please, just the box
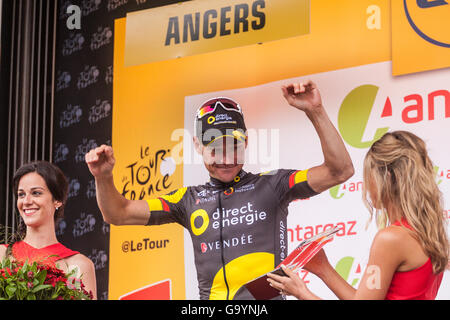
[85,81,354,300]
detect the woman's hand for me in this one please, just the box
[267,265,320,300]
[303,248,332,278]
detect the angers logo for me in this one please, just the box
[124,0,310,66]
[164,0,266,46]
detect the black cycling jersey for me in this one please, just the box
[146,169,318,300]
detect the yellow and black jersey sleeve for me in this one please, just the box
[260,169,319,206]
[146,187,188,227]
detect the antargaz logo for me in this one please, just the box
[339,83,449,151]
[404,0,450,48]
[434,165,450,185]
[329,181,364,200]
[329,184,345,200]
[338,84,390,149]
[335,256,362,287]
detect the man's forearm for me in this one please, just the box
[306,106,354,179]
[95,174,128,225]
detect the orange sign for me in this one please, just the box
[392,0,450,75]
[124,0,310,66]
[110,0,392,300]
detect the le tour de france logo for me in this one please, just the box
[120,145,177,200]
[403,0,450,48]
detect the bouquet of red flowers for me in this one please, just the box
[0,257,93,300]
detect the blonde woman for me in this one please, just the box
[268,131,449,300]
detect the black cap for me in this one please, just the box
[195,97,247,146]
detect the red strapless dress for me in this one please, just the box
[385,220,443,300]
[6,241,79,268]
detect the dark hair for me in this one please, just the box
[13,161,69,223]
[4,161,69,257]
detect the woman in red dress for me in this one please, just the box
[0,161,97,299]
[268,131,449,300]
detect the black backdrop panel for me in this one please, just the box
[53,0,189,300]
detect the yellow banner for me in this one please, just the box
[110,0,391,299]
[124,0,310,66]
[392,0,450,75]
[108,143,186,299]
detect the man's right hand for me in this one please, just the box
[85,144,115,178]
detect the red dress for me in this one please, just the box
[5,241,79,268]
[385,220,444,300]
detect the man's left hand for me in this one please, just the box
[281,80,323,113]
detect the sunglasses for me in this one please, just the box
[196,97,242,119]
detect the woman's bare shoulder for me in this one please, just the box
[0,245,6,260]
[64,253,95,273]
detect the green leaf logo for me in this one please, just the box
[329,184,345,199]
[335,256,361,287]
[434,165,443,185]
[338,85,390,149]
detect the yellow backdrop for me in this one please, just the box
[110,0,392,299]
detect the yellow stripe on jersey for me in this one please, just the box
[146,199,163,212]
[209,252,274,300]
[259,170,277,176]
[160,187,188,204]
[289,169,309,188]
[294,170,308,184]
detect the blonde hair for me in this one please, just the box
[362,131,449,274]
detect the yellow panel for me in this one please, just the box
[125,0,310,66]
[110,0,392,300]
[209,252,274,300]
[392,0,450,75]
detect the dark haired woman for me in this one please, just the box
[0,161,97,299]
